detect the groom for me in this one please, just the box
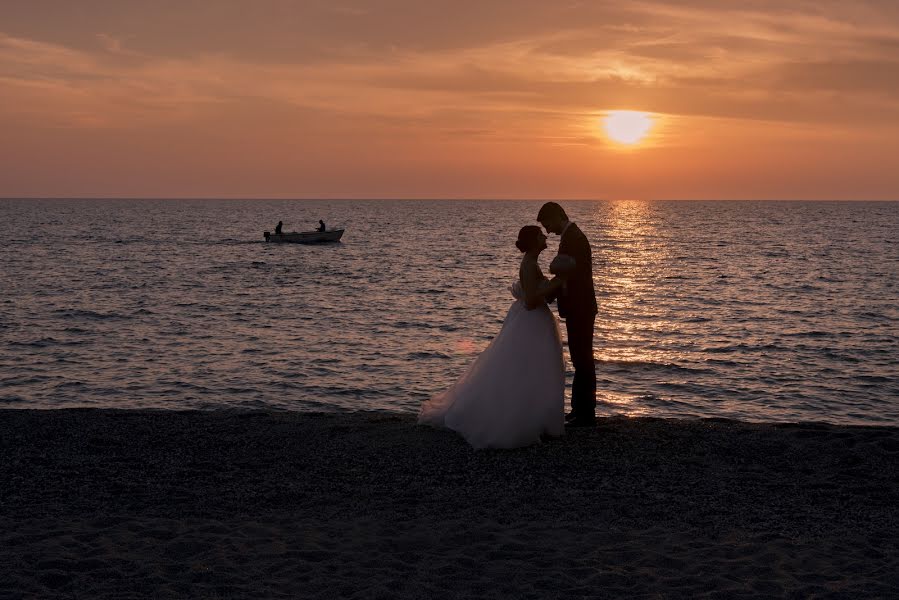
[538,202,598,427]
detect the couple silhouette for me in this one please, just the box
[420,202,598,448]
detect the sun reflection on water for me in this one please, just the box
[588,200,685,416]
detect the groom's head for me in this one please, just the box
[537,202,568,235]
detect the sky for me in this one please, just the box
[2,0,899,200]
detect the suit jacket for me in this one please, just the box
[557,222,598,320]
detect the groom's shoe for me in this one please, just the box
[564,411,578,422]
[567,416,597,427]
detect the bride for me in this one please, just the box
[419,225,568,449]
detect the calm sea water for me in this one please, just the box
[1,199,897,425]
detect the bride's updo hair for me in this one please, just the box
[515,225,542,253]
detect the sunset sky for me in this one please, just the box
[3,1,899,199]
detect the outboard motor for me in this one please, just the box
[263,231,270,241]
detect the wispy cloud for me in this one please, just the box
[5,1,899,130]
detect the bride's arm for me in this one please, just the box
[521,261,565,310]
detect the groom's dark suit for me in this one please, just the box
[557,223,598,420]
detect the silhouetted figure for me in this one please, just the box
[417,225,567,448]
[275,221,283,235]
[538,202,598,427]
[318,220,326,232]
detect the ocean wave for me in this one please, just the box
[823,351,861,363]
[53,380,88,389]
[856,311,896,322]
[781,331,838,338]
[854,375,894,384]
[9,337,87,348]
[1,375,50,386]
[407,351,451,360]
[595,359,711,374]
[53,309,131,321]
[680,316,712,323]
[393,321,434,330]
[701,343,789,354]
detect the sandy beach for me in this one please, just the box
[1,409,897,599]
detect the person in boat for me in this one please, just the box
[275,221,283,235]
[318,220,326,232]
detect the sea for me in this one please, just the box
[1,199,897,425]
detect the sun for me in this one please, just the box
[602,110,654,145]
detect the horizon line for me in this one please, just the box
[2,197,899,202]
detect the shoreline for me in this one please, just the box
[2,409,897,598]
[7,404,897,428]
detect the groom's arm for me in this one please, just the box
[570,233,590,277]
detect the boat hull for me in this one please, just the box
[264,229,344,244]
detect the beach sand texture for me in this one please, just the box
[1,409,897,599]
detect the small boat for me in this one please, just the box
[263,229,344,244]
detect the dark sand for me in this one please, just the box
[1,409,897,599]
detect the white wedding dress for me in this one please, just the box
[419,279,565,449]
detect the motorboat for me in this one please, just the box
[264,229,344,243]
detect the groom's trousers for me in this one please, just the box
[565,314,597,417]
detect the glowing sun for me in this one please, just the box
[602,110,654,145]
